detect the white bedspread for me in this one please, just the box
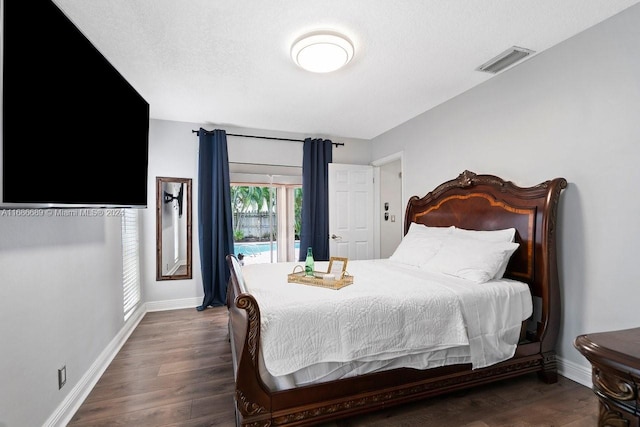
[240,259,532,379]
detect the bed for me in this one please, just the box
[226,170,567,427]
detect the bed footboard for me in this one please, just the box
[226,255,273,426]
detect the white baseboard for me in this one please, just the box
[146,296,202,312]
[44,304,147,427]
[557,355,592,388]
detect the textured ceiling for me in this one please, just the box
[52,0,640,140]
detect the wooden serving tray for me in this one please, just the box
[287,266,353,290]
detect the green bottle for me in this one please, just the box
[305,247,315,276]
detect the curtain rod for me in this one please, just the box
[230,161,301,168]
[191,129,344,147]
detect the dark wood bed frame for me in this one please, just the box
[226,170,567,427]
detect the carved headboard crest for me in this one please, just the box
[457,170,477,187]
[430,169,512,197]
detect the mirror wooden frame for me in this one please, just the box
[156,176,192,281]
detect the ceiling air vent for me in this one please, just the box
[476,46,535,74]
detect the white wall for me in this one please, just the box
[143,120,202,307]
[371,4,640,373]
[379,160,403,258]
[0,214,132,427]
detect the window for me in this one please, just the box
[121,209,141,321]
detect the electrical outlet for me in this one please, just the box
[58,365,66,389]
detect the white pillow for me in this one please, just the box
[453,227,516,242]
[421,236,520,283]
[452,227,517,279]
[389,223,453,267]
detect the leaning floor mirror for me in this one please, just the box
[156,177,192,280]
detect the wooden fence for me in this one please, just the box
[233,213,277,240]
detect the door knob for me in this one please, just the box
[331,234,342,240]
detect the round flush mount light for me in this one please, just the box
[291,32,354,73]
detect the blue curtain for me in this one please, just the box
[197,128,234,311]
[298,138,333,261]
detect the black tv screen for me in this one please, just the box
[1,0,149,208]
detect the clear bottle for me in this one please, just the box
[305,247,315,276]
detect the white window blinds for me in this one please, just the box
[121,209,141,321]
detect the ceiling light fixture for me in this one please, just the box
[291,32,354,73]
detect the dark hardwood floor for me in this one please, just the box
[68,307,598,427]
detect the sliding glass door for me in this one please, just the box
[230,183,301,264]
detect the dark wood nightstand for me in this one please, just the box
[574,328,640,426]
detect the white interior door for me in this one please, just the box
[328,163,374,260]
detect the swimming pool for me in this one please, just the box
[234,241,300,257]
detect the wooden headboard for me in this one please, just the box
[405,170,567,350]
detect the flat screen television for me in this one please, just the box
[0,0,149,209]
